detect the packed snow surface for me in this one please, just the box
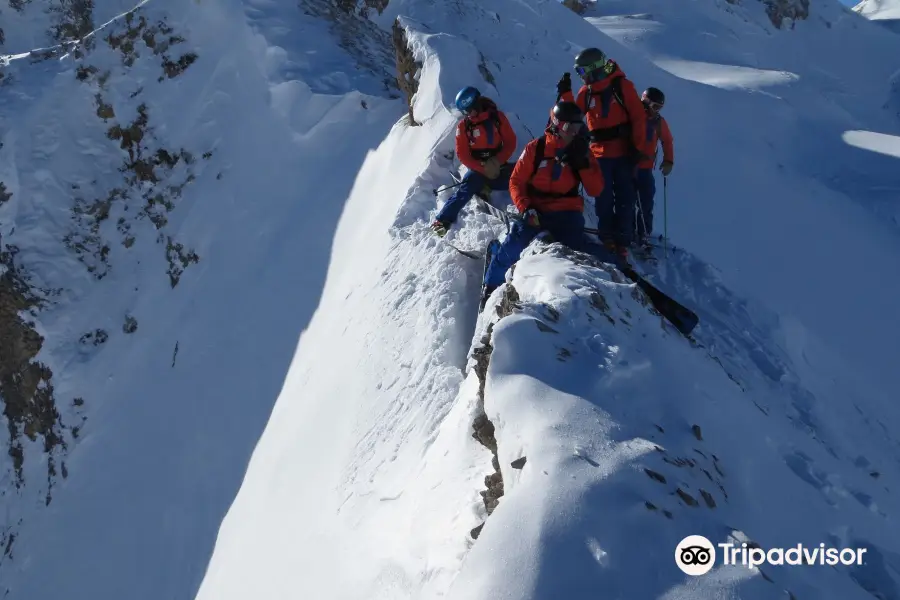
[855,0,900,20]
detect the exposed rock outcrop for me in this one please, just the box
[469,283,521,539]
[392,20,422,126]
[726,0,810,29]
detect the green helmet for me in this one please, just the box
[574,47,608,78]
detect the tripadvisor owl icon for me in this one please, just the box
[675,535,716,576]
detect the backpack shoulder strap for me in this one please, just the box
[611,77,625,110]
[531,136,546,178]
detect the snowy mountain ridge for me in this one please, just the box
[1,0,900,598]
[854,0,900,20]
[854,0,900,32]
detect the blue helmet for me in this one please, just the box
[455,86,481,112]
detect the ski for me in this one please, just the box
[479,239,501,312]
[615,257,698,336]
[445,239,482,260]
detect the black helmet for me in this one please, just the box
[574,47,608,77]
[552,101,584,123]
[642,87,665,106]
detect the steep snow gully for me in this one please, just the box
[1,0,900,598]
[198,1,900,600]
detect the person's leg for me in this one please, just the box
[612,158,638,247]
[543,211,586,249]
[487,162,514,191]
[594,158,616,244]
[436,169,487,224]
[484,220,539,288]
[634,168,656,239]
[543,210,618,263]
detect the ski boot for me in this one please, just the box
[431,219,450,237]
[630,235,656,263]
[474,184,493,213]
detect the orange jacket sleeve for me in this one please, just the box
[620,79,648,157]
[496,112,518,164]
[455,120,483,174]
[575,157,605,198]
[660,117,674,164]
[509,141,535,213]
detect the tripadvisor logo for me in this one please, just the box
[675,535,869,576]
[675,535,716,576]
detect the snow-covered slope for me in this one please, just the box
[854,0,900,32]
[2,0,900,598]
[197,1,900,600]
[0,0,402,597]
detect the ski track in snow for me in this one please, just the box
[2,0,900,598]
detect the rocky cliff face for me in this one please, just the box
[727,0,811,28]
[0,0,203,575]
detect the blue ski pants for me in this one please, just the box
[634,167,656,238]
[594,157,639,247]
[437,164,512,224]
[484,210,614,288]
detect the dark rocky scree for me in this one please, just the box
[66,9,206,285]
[0,244,68,505]
[0,1,201,569]
[0,1,103,568]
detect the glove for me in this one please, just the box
[523,209,541,229]
[482,157,501,180]
[660,161,673,176]
[556,72,572,95]
[562,135,591,171]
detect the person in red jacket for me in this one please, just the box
[432,86,518,237]
[635,87,674,242]
[558,48,649,257]
[481,101,606,307]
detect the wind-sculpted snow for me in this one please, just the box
[444,241,900,600]
[855,0,900,32]
[2,0,900,597]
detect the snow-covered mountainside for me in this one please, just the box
[854,0,900,31]
[2,0,900,598]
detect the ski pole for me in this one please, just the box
[432,180,464,196]
[663,175,668,258]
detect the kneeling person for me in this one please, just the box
[433,86,518,237]
[482,101,605,306]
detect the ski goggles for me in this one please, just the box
[575,59,611,77]
[554,119,584,133]
[644,100,664,111]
